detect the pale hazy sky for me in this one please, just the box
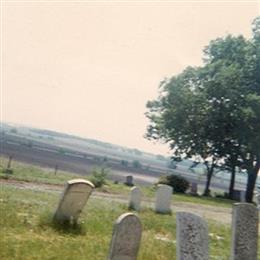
[2,1,259,155]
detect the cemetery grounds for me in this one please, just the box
[0,158,259,260]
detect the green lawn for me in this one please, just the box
[0,185,236,260]
[0,156,235,209]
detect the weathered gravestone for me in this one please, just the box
[256,193,260,210]
[232,190,246,202]
[190,182,198,195]
[230,203,258,260]
[125,175,134,186]
[129,186,142,211]
[54,179,95,223]
[108,213,142,260]
[155,184,173,214]
[239,190,246,202]
[176,212,209,260]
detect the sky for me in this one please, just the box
[2,1,259,155]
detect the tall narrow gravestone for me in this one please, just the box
[190,182,198,195]
[54,179,95,223]
[176,212,209,260]
[155,184,173,214]
[230,203,258,260]
[256,193,260,210]
[129,186,142,211]
[108,213,142,260]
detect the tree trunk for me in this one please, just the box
[203,163,215,196]
[245,167,258,203]
[228,164,236,199]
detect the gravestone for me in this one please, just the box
[176,212,209,260]
[54,179,95,223]
[190,182,198,195]
[240,190,246,202]
[232,190,246,202]
[129,186,142,211]
[125,175,134,186]
[155,184,173,214]
[230,203,258,260]
[108,213,142,260]
[256,193,260,210]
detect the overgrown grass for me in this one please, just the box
[0,185,242,260]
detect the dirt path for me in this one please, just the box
[0,178,232,225]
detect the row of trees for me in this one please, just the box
[146,17,260,202]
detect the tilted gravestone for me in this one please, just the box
[230,203,258,260]
[108,213,142,260]
[129,186,142,211]
[176,212,209,260]
[54,179,95,223]
[155,184,173,214]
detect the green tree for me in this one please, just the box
[146,17,260,202]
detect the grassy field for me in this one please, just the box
[1,185,234,260]
[0,157,234,208]
[1,158,259,259]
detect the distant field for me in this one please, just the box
[0,123,253,191]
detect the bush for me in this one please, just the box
[158,174,189,193]
[89,167,108,188]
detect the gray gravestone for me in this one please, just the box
[190,182,198,195]
[108,213,142,260]
[230,203,258,260]
[176,212,209,260]
[239,190,246,202]
[129,186,142,211]
[155,184,173,214]
[54,179,95,223]
[256,193,260,210]
[232,190,246,202]
[125,175,134,186]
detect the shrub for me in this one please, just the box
[89,167,108,188]
[158,174,189,193]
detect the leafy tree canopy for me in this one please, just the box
[146,17,260,201]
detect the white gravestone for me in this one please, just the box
[108,213,142,260]
[176,212,209,260]
[54,179,95,223]
[230,203,258,260]
[155,184,173,214]
[129,186,142,211]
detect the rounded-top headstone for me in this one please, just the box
[108,213,142,260]
[155,184,173,214]
[129,186,142,211]
[54,179,95,222]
